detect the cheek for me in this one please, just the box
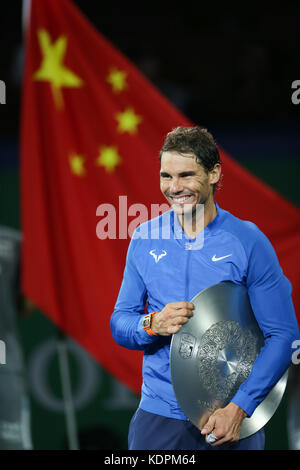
[190,178,206,191]
[190,181,210,199]
[198,175,210,187]
[160,181,168,193]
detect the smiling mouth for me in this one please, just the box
[170,194,194,204]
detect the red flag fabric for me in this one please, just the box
[21,0,300,394]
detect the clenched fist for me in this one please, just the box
[152,301,195,336]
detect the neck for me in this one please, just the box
[177,198,217,239]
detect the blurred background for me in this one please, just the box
[0,0,299,450]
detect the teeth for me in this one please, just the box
[172,195,191,203]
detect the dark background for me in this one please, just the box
[1,0,300,137]
[0,0,299,450]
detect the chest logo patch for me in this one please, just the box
[149,249,167,263]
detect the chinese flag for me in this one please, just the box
[21,0,300,394]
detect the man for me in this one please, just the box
[110,126,299,450]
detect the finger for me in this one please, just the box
[167,324,182,335]
[174,308,194,318]
[205,431,217,445]
[201,416,216,435]
[205,427,228,446]
[172,316,190,326]
[170,301,195,310]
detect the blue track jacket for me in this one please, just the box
[110,204,300,419]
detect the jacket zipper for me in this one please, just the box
[184,244,192,301]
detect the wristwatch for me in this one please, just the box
[142,312,158,336]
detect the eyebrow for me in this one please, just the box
[160,171,196,177]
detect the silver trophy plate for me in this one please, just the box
[170,282,288,439]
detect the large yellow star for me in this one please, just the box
[33,29,83,109]
[69,154,86,176]
[115,107,142,135]
[106,67,128,93]
[96,146,122,173]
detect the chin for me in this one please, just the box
[171,204,195,216]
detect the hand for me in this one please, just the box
[152,301,195,336]
[200,402,247,447]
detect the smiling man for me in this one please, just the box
[159,139,221,239]
[110,126,299,450]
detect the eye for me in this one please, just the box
[160,173,171,179]
[181,172,195,178]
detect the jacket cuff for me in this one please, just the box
[231,389,258,417]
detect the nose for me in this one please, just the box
[169,177,184,194]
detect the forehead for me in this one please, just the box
[160,151,204,173]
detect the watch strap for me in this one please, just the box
[142,312,158,336]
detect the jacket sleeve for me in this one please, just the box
[231,229,300,417]
[110,233,159,351]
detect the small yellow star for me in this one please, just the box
[33,29,83,109]
[106,67,128,93]
[115,107,142,135]
[69,154,86,176]
[96,146,122,173]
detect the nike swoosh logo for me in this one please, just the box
[212,254,232,262]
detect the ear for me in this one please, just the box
[209,163,221,185]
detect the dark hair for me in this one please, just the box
[159,126,222,193]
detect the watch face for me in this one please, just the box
[142,316,151,328]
